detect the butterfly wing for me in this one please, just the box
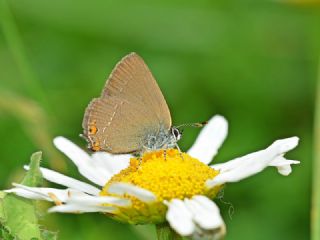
[82,52,172,154]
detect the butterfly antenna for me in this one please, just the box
[176,121,208,129]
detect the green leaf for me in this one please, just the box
[0,151,58,240]
[156,223,183,240]
[1,194,42,239]
[0,226,15,240]
[22,151,43,187]
[41,229,58,240]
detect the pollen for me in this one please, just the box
[100,149,222,224]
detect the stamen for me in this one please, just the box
[48,192,63,206]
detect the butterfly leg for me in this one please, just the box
[135,150,145,166]
[163,148,167,160]
[175,143,184,160]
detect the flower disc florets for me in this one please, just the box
[101,149,222,224]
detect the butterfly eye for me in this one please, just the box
[172,128,181,141]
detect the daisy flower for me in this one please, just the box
[6,115,300,239]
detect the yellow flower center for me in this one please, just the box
[100,149,222,224]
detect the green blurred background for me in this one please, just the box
[1,0,319,239]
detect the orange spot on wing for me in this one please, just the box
[89,125,98,134]
[91,140,101,151]
[87,120,101,151]
[88,120,98,135]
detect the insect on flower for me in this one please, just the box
[4,52,301,240]
[81,52,205,155]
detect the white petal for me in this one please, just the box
[269,156,300,176]
[207,137,299,188]
[53,136,107,186]
[85,153,113,182]
[166,197,226,238]
[6,184,131,211]
[91,152,131,180]
[67,195,131,207]
[11,183,69,201]
[5,187,52,201]
[48,204,117,213]
[6,184,87,203]
[107,182,156,203]
[166,199,195,236]
[188,115,228,164]
[24,165,100,195]
[186,196,225,230]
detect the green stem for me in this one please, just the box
[0,1,67,171]
[0,0,50,109]
[312,59,320,240]
[156,223,183,240]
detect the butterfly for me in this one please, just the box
[82,52,183,154]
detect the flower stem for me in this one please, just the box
[0,0,68,171]
[312,58,320,240]
[0,0,50,109]
[156,223,183,240]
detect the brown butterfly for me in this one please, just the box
[82,52,183,154]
